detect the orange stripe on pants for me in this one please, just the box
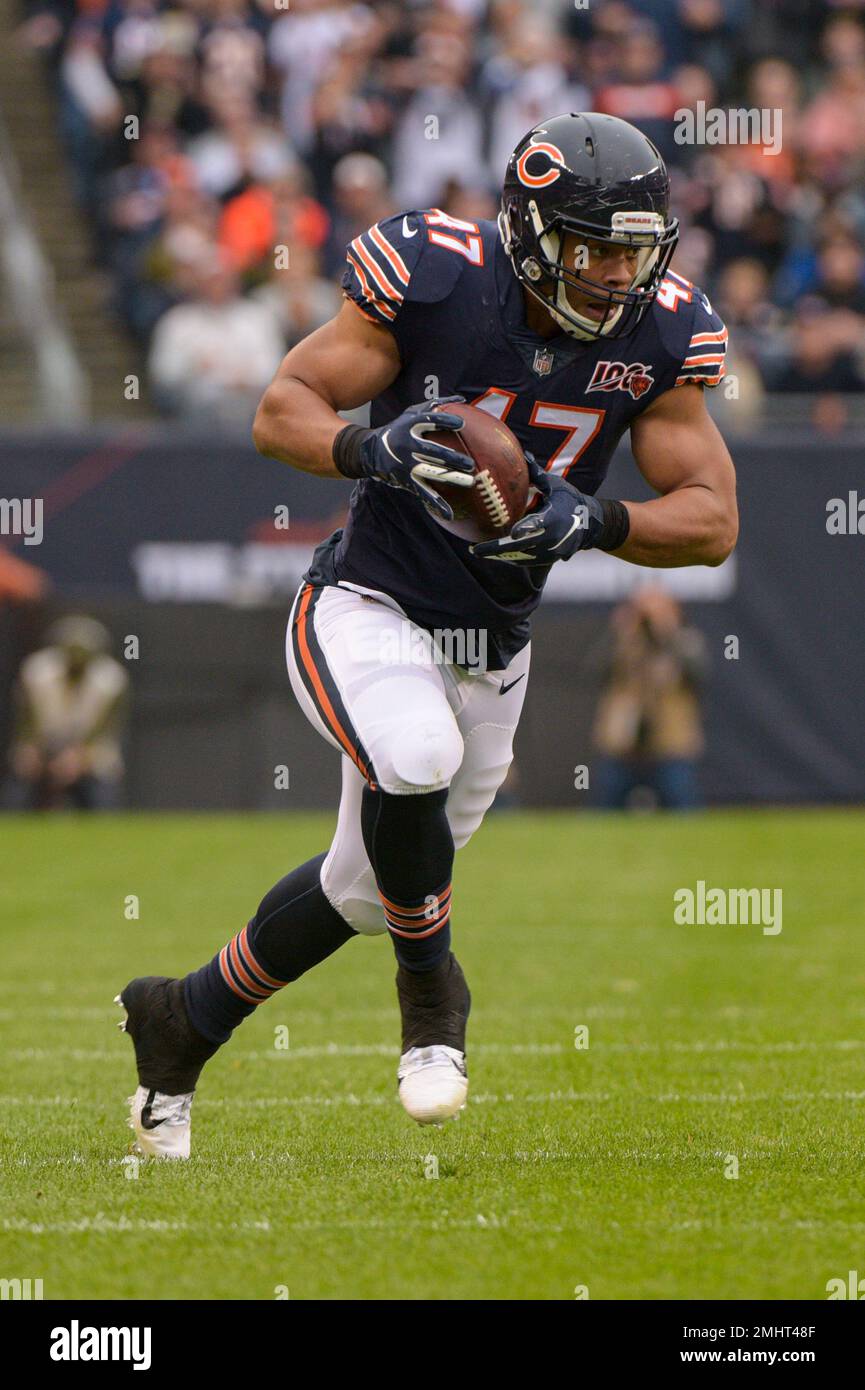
[295,585,376,787]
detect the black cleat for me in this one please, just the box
[115,976,218,1159]
[396,953,471,1125]
[396,952,471,1052]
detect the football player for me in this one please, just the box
[117,113,737,1155]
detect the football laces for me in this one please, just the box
[474,469,510,531]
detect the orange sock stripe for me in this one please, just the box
[383,901,451,933]
[236,925,288,991]
[218,942,269,1003]
[377,885,452,918]
[228,936,272,1000]
[386,911,451,940]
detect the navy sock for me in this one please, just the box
[360,786,454,973]
[184,853,356,1045]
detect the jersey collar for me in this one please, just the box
[493,235,594,372]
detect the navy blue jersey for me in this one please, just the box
[306,209,728,669]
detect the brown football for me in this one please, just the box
[427,402,530,540]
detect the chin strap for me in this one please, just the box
[553,287,623,341]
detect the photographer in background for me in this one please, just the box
[7,616,129,812]
[592,588,707,811]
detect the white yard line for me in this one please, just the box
[6,1214,865,1238]
[2,1089,864,1108]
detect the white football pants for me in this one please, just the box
[285,581,530,935]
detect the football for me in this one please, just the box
[427,402,531,540]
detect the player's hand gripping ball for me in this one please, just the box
[471,455,610,565]
[351,397,475,518]
[425,401,531,541]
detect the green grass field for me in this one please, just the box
[1,809,862,1301]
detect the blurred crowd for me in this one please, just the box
[15,0,865,423]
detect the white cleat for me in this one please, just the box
[397,1045,468,1125]
[127,1085,193,1159]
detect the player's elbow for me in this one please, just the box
[703,498,738,566]
[252,388,280,459]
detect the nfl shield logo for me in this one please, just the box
[533,347,554,377]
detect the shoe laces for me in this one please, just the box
[398,1045,466,1080]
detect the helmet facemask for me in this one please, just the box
[502,199,679,342]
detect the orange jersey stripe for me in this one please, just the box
[343,291,386,325]
[689,330,728,345]
[346,252,397,321]
[351,237,403,304]
[369,224,410,285]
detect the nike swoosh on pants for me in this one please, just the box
[499,674,526,696]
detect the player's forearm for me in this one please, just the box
[612,485,738,567]
[252,375,346,478]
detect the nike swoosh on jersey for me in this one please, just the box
[402,215,417,238]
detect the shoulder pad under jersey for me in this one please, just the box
[341,209,473,326]
[654,270,729,388]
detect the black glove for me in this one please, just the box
[471,455,630,565]
[332,398,474,521]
